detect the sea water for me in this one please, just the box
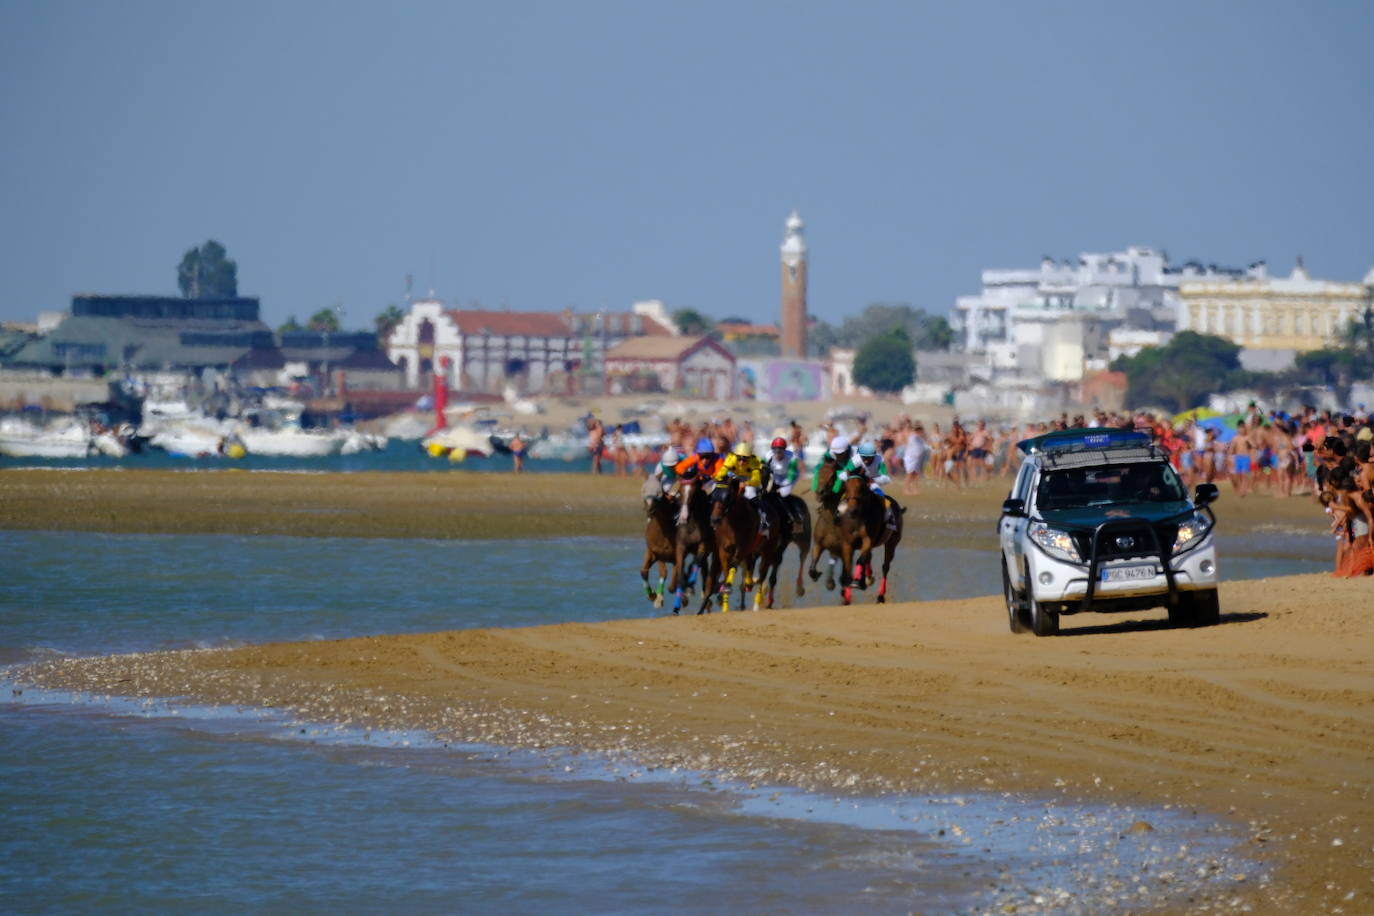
[1,531,1303,913]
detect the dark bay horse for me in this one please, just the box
[709,477,781,612]
[758,489,812,608]
[640,478,678,609]
[838,474,905,604]
[808,461,866,600]
[672,476,716,614]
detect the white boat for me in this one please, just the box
[340,430,386,455]
[0,417,94,458]
[421,424,492,457]
[145,420,231,457]
[237,424,348,457]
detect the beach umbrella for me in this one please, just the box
[1172,406,1222,424]
[1196,414,1242,442]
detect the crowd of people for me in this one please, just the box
[587,401,1374,579]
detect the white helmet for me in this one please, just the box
[661,446,679,465]
[829,435,850,453]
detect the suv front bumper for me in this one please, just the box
[1027,538,1218,607]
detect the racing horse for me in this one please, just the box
[757,486,812,608]
[807,460,867,600]
[708,476,782,612]
[671,473,716,614]
[639,476,678,609]
[838,472,905,604]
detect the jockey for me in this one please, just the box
[841,441,897,528]
[674,437,720,484]
[715,440,764,498]
[715,439,769,532]
[764,435,800,527]
[812,434,852,494]
[764,436,800,498]
[650,446,680,496]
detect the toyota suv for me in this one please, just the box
[999,428,1220,636]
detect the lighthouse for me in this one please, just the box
[780,210,808,358]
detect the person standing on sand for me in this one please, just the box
[967,419,992,483]
[586,416,605,474]
[509,431,527,473]
[611,424,629,477]
[902,422,928,496]
[1228,421,1255,497]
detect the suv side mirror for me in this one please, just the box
[1194,483,1219,506]
[1001,497,1026,517]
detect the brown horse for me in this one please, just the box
[808,461,866,600]
[672,476,716,614]
[838,474,905,603]
[757,489,812,608]
[639,477,677,609]
[708,476,780,612]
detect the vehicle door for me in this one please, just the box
[1000,459,1035,590]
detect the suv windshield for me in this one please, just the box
[1036,461,1186,510]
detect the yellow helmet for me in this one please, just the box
[732,440,753,457]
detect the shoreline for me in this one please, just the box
[10,572,1373,914]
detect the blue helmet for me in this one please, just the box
[695,437,715,455]
[857,442,878,458]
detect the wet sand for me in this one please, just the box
[5,469,1371,913]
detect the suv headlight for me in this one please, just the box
[1172,512,1213,554]
[1029,522,1081,562]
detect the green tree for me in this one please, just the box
[177,239,238,298]
[1112,331,1242,411]
[852,328,915,393]
[375,304,405,341]
[672,308,714,336]
[277,315,303,333]
[307,308,340,332]
[810,303,953,354]
[914,315,954,351]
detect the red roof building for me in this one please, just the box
[386,299,673,395]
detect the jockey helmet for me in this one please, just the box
[661,447,679,465]
[829,435,849,453]
[732,440,754,457]
[771,436,787,449]
[695,437,714,455]
[858,441,878,458]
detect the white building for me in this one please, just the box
[1179,259,1374,368]
[603,335,736,398]
[386,298,672,394]
[952,247,1265,382]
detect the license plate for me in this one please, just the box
[1101,563,1157,582]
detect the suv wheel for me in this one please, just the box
[1002,561,1027,634]
[1025,561,1060,636]
[1169,588,1220,628]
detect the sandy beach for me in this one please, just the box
[5,468,1371,913]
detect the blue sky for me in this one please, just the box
[2,0,1370,330]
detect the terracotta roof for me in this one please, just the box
[717,322,780,336]
[604,334,732,362]
[445,310,572,337]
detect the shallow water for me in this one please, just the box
[0,530,1302,913]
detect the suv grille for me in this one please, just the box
[1070,524,1177,561]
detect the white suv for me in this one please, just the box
[999,428,1220,636]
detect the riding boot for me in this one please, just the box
[883,496,896,530]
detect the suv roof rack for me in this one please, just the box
[1041,445,1169,469]
[1017,427,1151,456]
